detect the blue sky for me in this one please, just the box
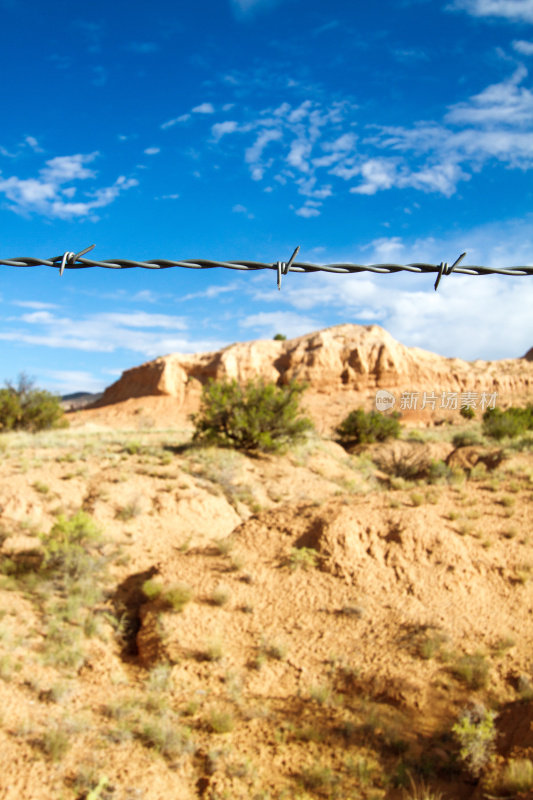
[0,0,532,394]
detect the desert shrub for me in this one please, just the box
[427,459,453,484]
[452,431,481,448]
[452,652,490,689]
[288,546,319,570]
[191,378,313,453]
[483,405,533,441]
[460,406,476,420]
[0,374,66,433]
[373,445,429,480]
[336,408,401,448]
[273,333,287,341]
[452,704,497,777]
[40,511,102,581]
[494,759,533,795]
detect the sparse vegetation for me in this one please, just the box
[335,408,401,447]
[191,377,313,452]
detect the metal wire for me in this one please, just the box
[1,244,532,290]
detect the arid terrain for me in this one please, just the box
[0,325,532,800]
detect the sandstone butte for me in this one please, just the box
[90,323,533,432]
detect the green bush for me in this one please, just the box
[273,333,287,341]
[191,378,313,453]
[452,704,497,777]
[482,405,533,441]
[0,374,66,433]
[335,408,401,447]
[460,406,476,420]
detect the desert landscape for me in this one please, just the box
[0,324,532,800]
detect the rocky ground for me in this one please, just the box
[0,411,532,800]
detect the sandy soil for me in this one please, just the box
[0,411,532,800]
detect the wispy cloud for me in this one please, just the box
[0,309,225,357]
[448,0,533,23]
[144,147,160,155]
[192,102,215,114]
[239,310,319,339]
[0,152,138,219]
[513,39,533,54]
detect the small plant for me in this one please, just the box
[410,492,424,507]
[40,724,71,760]
[214,536,234,555]
[163,583,193,611]
[33,481,50,495]
[403,777,444,799]
[204,639,224,662]
[460,405,476,420]
[210,585,231,606]
[494,759,533,795]
[452,652,490,688]
[335,408,401,447]
[452,704,497,777]
[115,499,141,521]
[452,431,481,448]
[208,709,235,734]
[273,333,287,341]
[265,640,287,660]
[300,764,337,793]
[140,716,193,758]
[309,684,332,705]
[141,578,163,601]
[191,377,313,453]
[288,546,318,570]
[142,579,192,611]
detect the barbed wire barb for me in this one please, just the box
[1,246,532,290]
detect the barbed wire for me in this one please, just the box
[1,244,532,290]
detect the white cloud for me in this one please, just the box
[294,205,320,218]
[40,153,98,183]
[448,0,533,23]
[0,153,137,219]
[446,66,533,126]
[144,147,160,155]
[192,102,215,114]
[160,114,190,129]
[211,120,240,141]
[1,307,225,357]
[24,136,43,153]
[239,311,319,339]
[513,39,533,54]
[12,300,59,310]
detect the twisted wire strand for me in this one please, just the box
[2,255,532,275]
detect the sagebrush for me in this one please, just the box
[191,378,313,452]
[335,408,401,447]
